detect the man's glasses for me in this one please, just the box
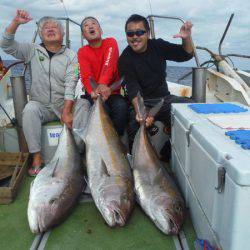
[126,30,146,37]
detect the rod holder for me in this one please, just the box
[10,76,29,153]
[192,67,207,103]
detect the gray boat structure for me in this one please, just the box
[0,13,249,250]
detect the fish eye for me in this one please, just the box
[173,202,182,214]
[49,198,58,204]
[122,194,129,202]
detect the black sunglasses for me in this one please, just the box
[126,30,147,37]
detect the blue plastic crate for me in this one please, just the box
[188,103,248,114]
[225,130,250,149]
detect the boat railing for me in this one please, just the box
[177,14,250,85]
[20,17,83,77]
[196,14,250,67]
[147,15,200,67]
[147,15,206,101]
[31,17,83,49]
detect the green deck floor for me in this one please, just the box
[0,177,196,250]
[0,177,34,250]
[46,203,176,250]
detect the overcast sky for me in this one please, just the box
[0,0,249,70]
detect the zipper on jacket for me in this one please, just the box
[49,58,52,103]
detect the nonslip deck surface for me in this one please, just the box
[0,176,196,250]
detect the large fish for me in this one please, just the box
[83,78,134,227]
[28,124,85,234]
[132,93,185,235]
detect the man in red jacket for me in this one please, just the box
[78,17,127,136]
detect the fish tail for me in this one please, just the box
[148,98,164,118]
[109,76,124,92]
[136,92,147,122]
[89,76,98,91]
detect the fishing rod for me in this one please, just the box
[177,13,250,83]
[147,0,153,16]
[147,14,200,67]
[0,103,17,126]
[59,0,69,19]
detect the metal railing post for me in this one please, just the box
[192,67,207,102]
[66,18,70,48]
[147,15,200,67]
[148,16,155,39]
[10,76,29,152]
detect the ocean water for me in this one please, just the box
[3,60,192,90]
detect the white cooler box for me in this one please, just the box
[0,122,62,164]
[171,103,250,250]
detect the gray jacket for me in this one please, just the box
[0,31,78,112]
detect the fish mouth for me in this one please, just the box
[28,208,46,234]
[163,211,181,234]
[152,208,181,235]
[150,196,185,235]
[106,201,126,227]
[28,203,55,234]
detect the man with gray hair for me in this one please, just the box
[0,9,88,176]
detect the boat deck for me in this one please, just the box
[0,176,196,250]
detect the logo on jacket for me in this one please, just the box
[104,47,112,66]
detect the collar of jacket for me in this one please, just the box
[37,43,67,57]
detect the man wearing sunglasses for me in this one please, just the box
[78,17,128,137]
[118,14,193,161]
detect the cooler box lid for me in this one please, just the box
[188,103,248,114]
[172,102,250,185]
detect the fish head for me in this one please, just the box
[97,180,133,227]
[150,195,185,235]
[29,198,60,233]
[28,181,65,234]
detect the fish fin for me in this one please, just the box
[136,92,147,121]
[148,98,164,118]
[51,158,60,178]
[152,168,164,186]
[83,175,88,186]
[89,76,98,91]
[109,76,124,92]
[100,159,110,177]
[72,128,87,143]
[126,153,133,168]
[82,175,89,192]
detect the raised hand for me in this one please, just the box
[173,21,193,39]
[13,9,32,25]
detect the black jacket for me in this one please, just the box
[118,38,193,102]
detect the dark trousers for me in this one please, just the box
[103,94,128,136]
[83,94,128,136]
[128,94,192,150]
